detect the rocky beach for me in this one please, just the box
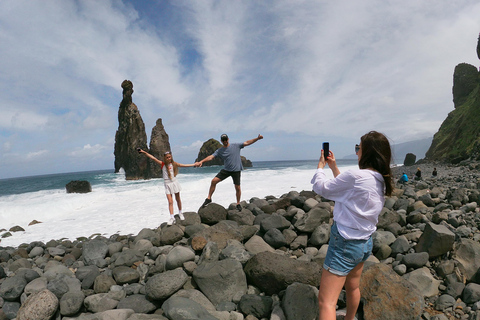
[0,160,479,320]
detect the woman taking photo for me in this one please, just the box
[311,131,393,320]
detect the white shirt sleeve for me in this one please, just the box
[311,168,354,201]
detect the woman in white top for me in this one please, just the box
[139,149,196,225]
[311,131,393,320]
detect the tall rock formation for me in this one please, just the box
[149,119,171,178]
[114,80,149,180]
[195,138,253,167]
[425,34,480,163]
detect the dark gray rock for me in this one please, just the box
[401,252,429,269]
[94,274,116,293]
[227,208,255,225]
[59,291,85,316]
[2,301,20,319]
[76,265,100,290]
[390,235,410,256]
[282,282,318,320]
[83,239,109,266]
[193,259,247,305]
[238,294,273,319]
[165,246,195,270]
[415,222,455,258]
[117,294,157,314]
[263,228,288,249]
[244,251,321,295]
[65,180,92,193]
[260,215,292,233]
[159,225,184,245]
[463,283,480,304]
[219,240,253,265]
[294,207,330,233]
[112,266,140,285]
[145,268,188,301]
[198,203,228,225]
[309,223,330,246]
[162,296,218,320]
[0,276,27,301]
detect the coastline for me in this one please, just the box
[0,160,479,319]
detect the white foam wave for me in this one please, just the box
[0,164,359,247]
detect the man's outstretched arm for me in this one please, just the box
[244,134,263,147]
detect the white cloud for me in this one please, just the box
[69,144,107,158]
[1,0,480,178]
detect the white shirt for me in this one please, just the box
[311,168,385,240]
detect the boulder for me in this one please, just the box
[360,263,424,320]
[194,221,243,249]
[65,180,92,193]
[165,246,195,270]
[403,267,441,297]
[198,203,228,225]
[83,239,109,266]
[404,153,416,166]
[162,296,218,320]
[281,282,319,320]
[238,294,273,319]
[453,238,480,282]
[294,207,330,233]
[415,222,455,258]
[145,268,189,300]
[16,289,58,320]
[244,251,322,295]
[117,294,157,314]
[193,259,247,305]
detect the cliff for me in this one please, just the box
[425,35,480,163]
[196,138,253,167]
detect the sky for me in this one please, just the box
[1,0,479,179]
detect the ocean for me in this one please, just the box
[0,159,360,248]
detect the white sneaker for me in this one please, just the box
[167,217,175,225]
[178,212,185,220]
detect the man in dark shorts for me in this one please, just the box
[196,133,263,211]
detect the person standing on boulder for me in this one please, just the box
[196,134,263,211]
[311,131,393,320]
[138,149,197,225]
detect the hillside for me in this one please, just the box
[425,63,480,163]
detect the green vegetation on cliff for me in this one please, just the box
[425,69,480,162]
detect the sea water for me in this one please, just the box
[0,160,360,247]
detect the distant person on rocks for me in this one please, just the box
[399,172,408,185]
[311,131,393,320]
[415,167,422,180]
[196,133,263,211]
[432,167,438,178]
[138,149,197,225]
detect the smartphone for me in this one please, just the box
[323,142,329,159]
[136,148,141,153]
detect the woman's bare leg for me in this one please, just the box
[318,269,346,320]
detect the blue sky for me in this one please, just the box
[1,1,479,179]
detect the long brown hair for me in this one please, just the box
[163,152,179,180]
[358,131,393,196]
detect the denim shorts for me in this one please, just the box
[323,222,373,276]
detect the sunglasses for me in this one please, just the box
[164,151,171,155]
[355,145,360,153]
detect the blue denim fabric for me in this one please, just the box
[323,222,373,276]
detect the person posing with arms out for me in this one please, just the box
[138,149,197,225]
[311,131,393,320]
[196,133,263,211]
